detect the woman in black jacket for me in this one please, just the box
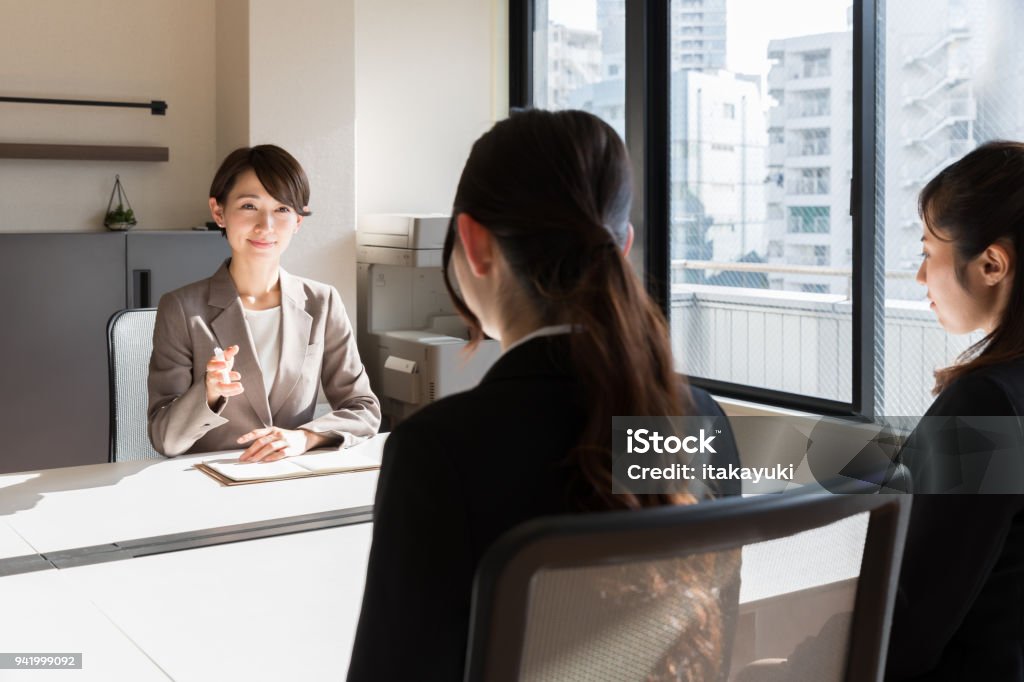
[347,110,741,681]
[886,141,1024,680]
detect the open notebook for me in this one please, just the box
[195,435,386,486]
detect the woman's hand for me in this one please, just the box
[206,345,243,408]
[236,427,331,462]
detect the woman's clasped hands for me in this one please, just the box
[204,344,332,461]
[237,427,330,462]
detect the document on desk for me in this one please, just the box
[196,449,381,486]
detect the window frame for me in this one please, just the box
[509,0,879,418]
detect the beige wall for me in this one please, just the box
[215,0,251,162]
[247,0,357,305]
[354,0,508,218]
[0,0,217,232]
[0,0,507,312]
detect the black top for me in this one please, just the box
[347,335,741,682]
[886,358,1024,681]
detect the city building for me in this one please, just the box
[671,70,766,276]
[884,0,1024,300]
[542,22,602,110]
[565,69,765,283]
[765,29,854,294]
[673,0,727,72]
[884,0,976,300]
[594,0,727,77]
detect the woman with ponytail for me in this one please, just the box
[886,141,1024,680]
[347,110,741,681]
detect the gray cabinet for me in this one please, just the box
[126,231,229,308]
[0,231,229,473]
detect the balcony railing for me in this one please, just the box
[787,140,831,157]
[788,178,830,195]
[787,103,831,118]
[801,60,830,78]
[672,259,917,297]
[786,217,830,234]
[669,278,978,416]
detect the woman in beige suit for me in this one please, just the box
[148,145,380,459]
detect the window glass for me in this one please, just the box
[533,0,626,139]
[669,0,853,401]
[525,0,1023,414]
[878,0,1017,415]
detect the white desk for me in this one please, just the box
[0,517,866,681]
[0,434,870,681]
[0,437,385,554]
[0,431,383,682]
[0,522,34,560]
[0,570,167,681]
[57,524,372,682]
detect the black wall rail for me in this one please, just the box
[0,96,167,115]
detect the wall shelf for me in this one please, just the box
[0,143,169,162]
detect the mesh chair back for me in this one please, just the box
[107,308,161,462]
[465,481,910,682]
[519,550,739,681]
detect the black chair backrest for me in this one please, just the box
[465,480,910,682]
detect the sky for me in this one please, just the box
[548,0,851,76]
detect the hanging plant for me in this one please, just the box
[104,175,138,231]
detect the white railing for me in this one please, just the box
[787,102,831,118]
[787,178,830,195]
[672,259,917,298]
[787,140,830,157]
[669,280,978,416]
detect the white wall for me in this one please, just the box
[0,0,217,232]
[354,0,508,218]
[247,0,358,306]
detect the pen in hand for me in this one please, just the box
[206,344,244,408]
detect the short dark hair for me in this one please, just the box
[209,145,313,231]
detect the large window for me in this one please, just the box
[668,0,853,406]
[878,0,1001,415]
[514,0,1024,418]
[531,0,625,138]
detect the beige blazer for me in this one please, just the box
[148,261,381,456]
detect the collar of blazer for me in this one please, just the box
[481,334,574,386]
[206,260,315,428]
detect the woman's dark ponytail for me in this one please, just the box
[443,109,694,510]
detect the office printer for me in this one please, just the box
[356,214,502,425]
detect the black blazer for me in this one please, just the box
[347,335,741,682]
[887,359,1024,681]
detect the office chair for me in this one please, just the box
[464,480,910,682]
[107,308,162,462]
